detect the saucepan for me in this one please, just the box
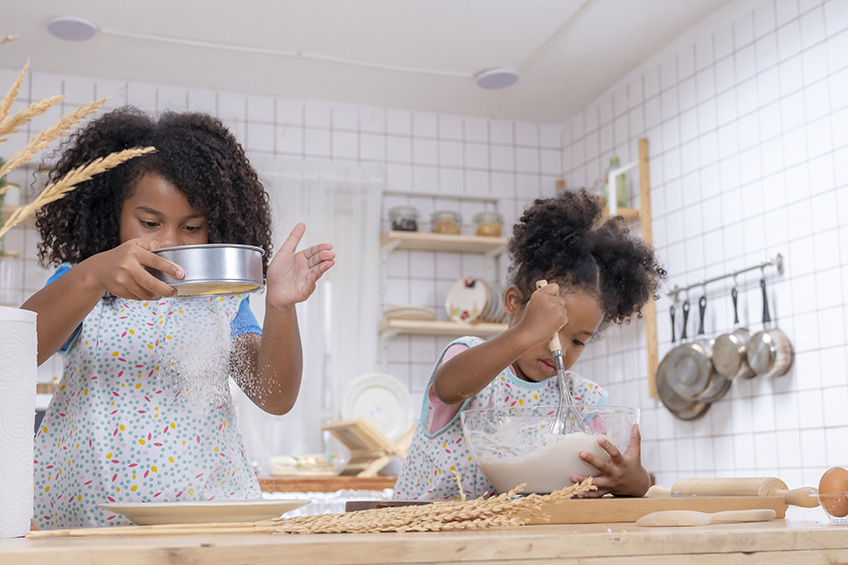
[148,244,265,296]
[712,287,755,380]
[661,298,712,400]
[747,278,793,378]
[660,297,731,404]
[656,304,710,420]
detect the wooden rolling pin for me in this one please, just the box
[648,477,818,508]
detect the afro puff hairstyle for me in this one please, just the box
[35,107,274,272]
[507,189,666,330]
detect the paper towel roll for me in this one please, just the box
[0,306,37,538]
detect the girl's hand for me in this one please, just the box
[82,238,183,300]
[570,424,651,497]
[515,283,569,345]
[265,223,335,310]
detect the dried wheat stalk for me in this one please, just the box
[0,94,65,142]
[272,479,595,534]
[0,96,108,180]
[0,146,156,238]
[26,479,596,539]
[0,63,26,125]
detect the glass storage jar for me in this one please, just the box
[473,211,503,237]
[431,211,462,235]
[388,206,419,232]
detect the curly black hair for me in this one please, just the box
[35,107,274,272]
[507,189,666,329]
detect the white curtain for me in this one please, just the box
[233,158,383,475]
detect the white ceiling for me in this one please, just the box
[4,0,733,123]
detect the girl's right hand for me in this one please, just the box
[81,239,185,300]
[515,283,569,345]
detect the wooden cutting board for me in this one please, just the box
[528,495,786,524]
[346,495,786,524]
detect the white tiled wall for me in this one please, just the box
[562,0,848,489]
[0,67,563,404]
[8,0,843,490]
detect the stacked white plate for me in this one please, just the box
[339,372,413,441]
[444,277,507,324]
[382,305,437,321]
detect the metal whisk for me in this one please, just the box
[536,280,586,434]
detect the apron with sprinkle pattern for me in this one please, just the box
[33,294,260,529]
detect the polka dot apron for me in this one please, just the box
[393,336,607,501]
[33,294,260,529]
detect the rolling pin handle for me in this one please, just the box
[778,487,820,508]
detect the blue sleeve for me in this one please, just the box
[45,264,72,286]
[231,296,262,338]
[45,264,80,354]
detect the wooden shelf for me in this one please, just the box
[379,319,507,338]
[554,182,640,222]
[380,231,507,254]
[1,205,35,229]
[605,208,640,222]
[0,249,20,259]
[258,476,396,493]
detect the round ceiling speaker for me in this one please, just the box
[475,67,519,90]
[47,16,97,41]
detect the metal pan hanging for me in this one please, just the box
[747,278,793,377]
[691,295,732,403]
[712,286,755,380]
[656,304,710,420]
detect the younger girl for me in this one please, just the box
[24,107,335,528]
[394,190,665,501]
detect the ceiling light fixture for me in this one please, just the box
[475,67,519,90]
[47,16,97,41]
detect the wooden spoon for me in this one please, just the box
[636,509,776,527]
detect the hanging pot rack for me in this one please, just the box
[665,254,784,303]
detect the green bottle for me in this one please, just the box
[605,156,628,210]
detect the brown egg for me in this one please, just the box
[819,467,848,518]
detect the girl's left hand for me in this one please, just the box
[570,424,651,497]
[266,223,335,309]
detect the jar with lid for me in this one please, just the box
[388,206,419,232]
[473,211,503,237]
[431,210,461,235]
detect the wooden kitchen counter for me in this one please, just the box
[2,519,847,564]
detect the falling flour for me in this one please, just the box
[160,298,234,414]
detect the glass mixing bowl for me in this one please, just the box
[460,405,639,494]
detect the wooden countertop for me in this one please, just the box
[2,519,847,564]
